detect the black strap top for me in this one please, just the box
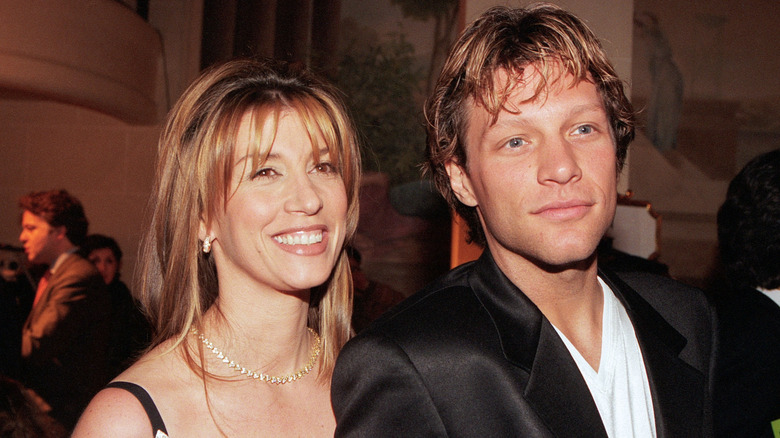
[106,381,169,437]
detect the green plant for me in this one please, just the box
[333,33,427,185]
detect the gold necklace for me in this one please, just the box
[191,327,321,385]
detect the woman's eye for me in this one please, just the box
[505,137,526,148]
[313,162,337,174]
[252,168,277,179]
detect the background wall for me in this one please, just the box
[628,0,780,286]
[0,101,157,278]
[0,0,203,282]
[1,0,776,292]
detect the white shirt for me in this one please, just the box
[49,247,77,275]
[757,287,780,308]
[553,278,656,438]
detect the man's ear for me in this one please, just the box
[445,160,478,207]
[52,225,67,239]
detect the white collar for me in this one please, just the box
[49,247,77,275]
[756,287,780,309]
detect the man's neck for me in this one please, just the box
[48,245,77,273]
[494,251,605,370]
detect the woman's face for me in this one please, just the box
[207,109,348,295]
[88,248,119,285]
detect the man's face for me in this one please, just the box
[446,66,617,273]
[19,210,64,266]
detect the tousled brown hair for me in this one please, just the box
[423,4,635,246]
[19,189,89,246]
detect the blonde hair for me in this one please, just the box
[424,4,635,246]
[136,58,360,377]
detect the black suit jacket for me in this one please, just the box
[21,253,110,429]
[332,251,715,437]
[711,286,780,438]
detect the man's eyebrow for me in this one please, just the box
[484,102,608,136]
[565,103,607,118]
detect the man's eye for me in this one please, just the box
[506,138,526,148]
[575,125,594,135]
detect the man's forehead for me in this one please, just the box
[466,64,598,125]
[22,210,43,222]
[21,210,52,227]
[499,64,589,104]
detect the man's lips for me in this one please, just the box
[533,200,593,220]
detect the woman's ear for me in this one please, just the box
[445,160,478,207]
[199,220,217,254]
[198,218,216,243]
[198,219,209,242]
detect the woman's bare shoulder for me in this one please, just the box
[71,384,157,438]
[72,345,184,437]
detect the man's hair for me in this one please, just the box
[717,148,780,290]
[18,189,89,246]
[423,4,635,246]
[80,234,123,263]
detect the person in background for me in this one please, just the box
[73,57,360,437]
[331,5,715,437]
[346,246,405,333]
[79,234,151,376]
[711,148,780,438]
[17,189,109,431]
[0,247,34,380]
[0,374,66,438]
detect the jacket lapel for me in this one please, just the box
[600,269,706,438]
[469,252,609,438]
[26,255,73,325]
[523,323,610,437]
[469,253,706,437]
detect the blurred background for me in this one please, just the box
[1,0,778,294]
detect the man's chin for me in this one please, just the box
[531,250,598,274]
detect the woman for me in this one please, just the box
[80,234,151,377]
[73,58,360,437]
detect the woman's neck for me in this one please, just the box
[196,287,313,375]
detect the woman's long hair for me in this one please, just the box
[136,58,360,378]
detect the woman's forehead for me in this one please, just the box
[233,107,333,164]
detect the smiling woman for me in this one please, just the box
[71,58,361,437]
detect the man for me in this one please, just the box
[332,5,714,437]
[18,189,109,430]
[712,148,780,438]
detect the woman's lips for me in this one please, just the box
[273,230,323,246]
[272,227,329,255]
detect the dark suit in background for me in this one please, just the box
[711,287,780,438]
[21,253,110,429]
[333,252,715,438]
[711,148,780,437]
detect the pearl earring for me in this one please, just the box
[202,236,213,253]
